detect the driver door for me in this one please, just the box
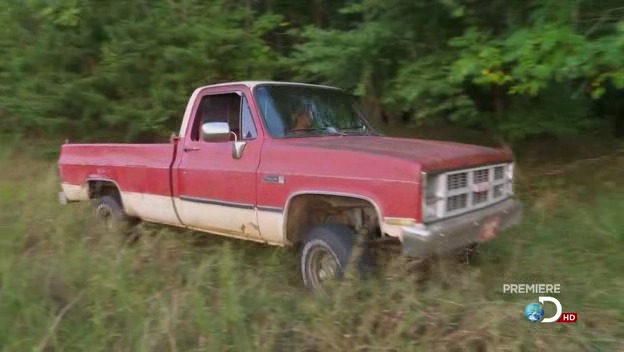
[173,90,262,240]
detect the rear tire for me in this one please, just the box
[95,195,140,242]
[300,223,375,290]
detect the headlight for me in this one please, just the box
[507,163,514,180]
[424,203,438,221]
[422,172,440,222]
[507,163,515,195]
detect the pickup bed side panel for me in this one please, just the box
[58,143,182,226]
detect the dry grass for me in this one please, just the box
[0,139,622,351]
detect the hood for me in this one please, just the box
[287,136,512,171]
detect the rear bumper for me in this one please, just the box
[400,198,523,257]
[58,191,68,205]
[58,183,89,204]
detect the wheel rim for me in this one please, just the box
[95,205,115,231]
[306,245,340,289]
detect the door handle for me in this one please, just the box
[183,147,200,152]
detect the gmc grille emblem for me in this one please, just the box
[472,182,491,192]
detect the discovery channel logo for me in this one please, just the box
[524,296,577,323]
[502,284,577,324]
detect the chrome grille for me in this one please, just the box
[494,166,504,180]
[447,194,467,212]
[422,163,514,221]
[472,190,488,205]
[447,173,468,190]
[474,169,489,184]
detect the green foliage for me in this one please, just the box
[290,0,624,139]
[498,84,595,141]
[1,0,624,140]
[388,56,478,123]
[0,0,281,141]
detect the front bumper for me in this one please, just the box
[400,198,523,257]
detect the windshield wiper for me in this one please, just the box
[290,127,347,136]
[339,128,382,136]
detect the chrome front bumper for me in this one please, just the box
[401,198,523,257]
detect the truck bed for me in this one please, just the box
[58,143,175,211]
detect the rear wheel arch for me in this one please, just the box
[88,179,140,233]
[86,178,124,208]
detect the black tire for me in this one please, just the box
[300,223,375,290]
[95,195,139,241]
[457,243,481,264]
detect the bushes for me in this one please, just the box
[1,0,624,142]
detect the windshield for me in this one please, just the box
[254,84,380,138]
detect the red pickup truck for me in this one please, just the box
[58,81,522,289]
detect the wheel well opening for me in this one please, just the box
[285,194,381,246]
[87,180,122,205]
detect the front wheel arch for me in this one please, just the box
[283,192,384,246]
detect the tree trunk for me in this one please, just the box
[615,112,624,139]
[363,94,384,126]
[313,0,324,27]
[493,85,505,121]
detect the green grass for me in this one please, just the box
[0,140,623,351]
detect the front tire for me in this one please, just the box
[300,223,374,290]
[456,243,481,264]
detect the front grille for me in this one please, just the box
[474,169,489,184]
[424,163,513,221]
[447,194,467,212]
[447,173,467,190]
[472,190,488,205]
[494,166,504,180]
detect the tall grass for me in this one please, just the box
[0,143,622,351]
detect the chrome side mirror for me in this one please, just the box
[200,121,247,159]
[201,122,230,142]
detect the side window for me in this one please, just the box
[191,93,240,141]
[190,92,258,141]
[240,96,257,140]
